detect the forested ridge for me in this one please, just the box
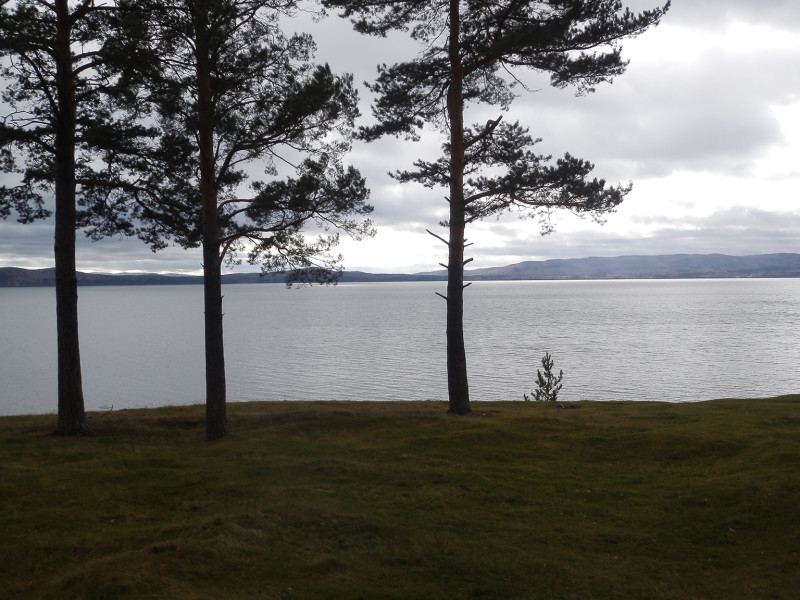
[3,253,799,286]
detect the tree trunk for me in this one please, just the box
[445,0,471,415]
[202,240,226,440]
[196,0,227,440]
[53,0,89,435]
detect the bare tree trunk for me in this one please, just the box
[445,0,471,415]
[53,0,89,435]
[196,0,227,440]
[202,241,226,440]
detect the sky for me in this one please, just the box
[1,0,799,275]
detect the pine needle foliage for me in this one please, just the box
[525,352,564,402]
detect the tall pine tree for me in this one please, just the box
[324,0,669,414]
[0,0,149,434]
[97,0,373,439]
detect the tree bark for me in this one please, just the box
[445,0,471,415]
[53,0,89,435]
[202,237,226,441]
[196,0,227,440]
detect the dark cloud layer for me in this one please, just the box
[471,208,800,264]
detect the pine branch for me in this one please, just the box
[426,228,449,247]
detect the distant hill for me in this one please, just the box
[0,267,445,287]
[0,267,206,287]
[455,253,800,280]
[1,253,799,287]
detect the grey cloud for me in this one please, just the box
[470,208,800,266]
[0,216,206,272]
[348,136,449,228]
[0,220,54,267]
[74,237,204,273]
[632,206,800,231]
[509,46,799,180]
[4,204,798,274]
[663,0,800,29]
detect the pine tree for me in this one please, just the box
[0,0,150,434]
[324,0,669,414]
[524,352,564,402]
[100,0,373,439]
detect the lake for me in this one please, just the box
[1,279,798,416]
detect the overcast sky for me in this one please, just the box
[2,0,799,274]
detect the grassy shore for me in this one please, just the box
[2,398,799,599]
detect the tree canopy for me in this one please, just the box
[97,0,374,438]
[95,0,374,280]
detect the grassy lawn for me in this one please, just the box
[1,398,799,599]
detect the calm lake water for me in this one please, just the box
[1,279,798,415]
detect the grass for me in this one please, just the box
[1,397,799,599]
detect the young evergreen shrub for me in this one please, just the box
[524,352,564,402]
